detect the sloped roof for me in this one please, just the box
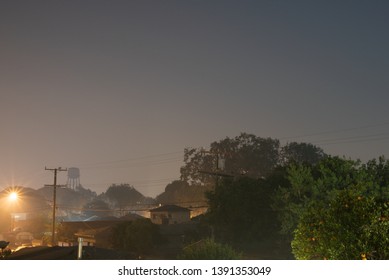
[60,214,144,234]
[149,204,190,213]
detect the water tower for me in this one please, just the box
[67,167,81,190]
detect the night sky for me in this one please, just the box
[1,1,389,197]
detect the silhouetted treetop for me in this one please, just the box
[180,132,326,185]
[104,184,145,208]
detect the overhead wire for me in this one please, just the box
[52,150,185,193]
[311,132,389,146]
[279,120,389,141]
[73,151,184,170]
[273,120,389,154]
[17,121,388,196]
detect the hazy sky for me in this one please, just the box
[1,1,389,197]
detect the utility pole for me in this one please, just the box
[198,150,232,179]
[45,167,67,246]
[198,150,231,241]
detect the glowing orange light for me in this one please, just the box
[8,191,18,201]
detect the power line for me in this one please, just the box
[313,134,389,146]
[73,151,184,169]
[279,120,389,141]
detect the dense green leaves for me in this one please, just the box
[292,188,389,259]
[280,156,389,259]
[273,157,362,237]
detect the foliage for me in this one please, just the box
[292,187,389,259]
[180,133,325,186]
[0,249,12,259]
[280,142,326,165]
[37,186,91,210]
[82,199,112,217]
[273,156,362,237]
[111,219,164,256]
[178,238,242,260]
[361,156,389,199]
[206,177,278,243]
[104,184,145,209]
[274,156,389,259]
[180,133,281,185]
[155,180,213,206]
[0,241,11,259]
[75,185,97,198]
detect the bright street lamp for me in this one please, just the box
[8,192,18,202]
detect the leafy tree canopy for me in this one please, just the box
[272,156,389,259]
[104,184,145,209]
[273,156,363,237]
[280,142,326,166]
[180,133,325,186]
[156,180,213,207]
[206,176,278,243]
[292,186,389,260]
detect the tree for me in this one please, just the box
[206,177,278,243]
[155,180,213,207]
[111,219,163,256]
[0,241,11,259]
[273,156,389,259]
[273,156,361,238]
[180,133,326,187]
[180,133,280,185]
[178,238,242,260]
[104,184,145,209]
[156,180,190,204]
[82,199,112,217]
[292,187,389,259]
[280,142,326,166]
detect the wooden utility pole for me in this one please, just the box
[45,167,67,246]
[198,150,232,179]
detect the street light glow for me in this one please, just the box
[8,191,18,201]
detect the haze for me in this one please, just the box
[1,1,389,197]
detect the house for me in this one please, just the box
[149,205,191,225]
[58,213,143,248]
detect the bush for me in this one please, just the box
[292,188,389,259]
[111,219,163,256]
[178,239,242,260]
